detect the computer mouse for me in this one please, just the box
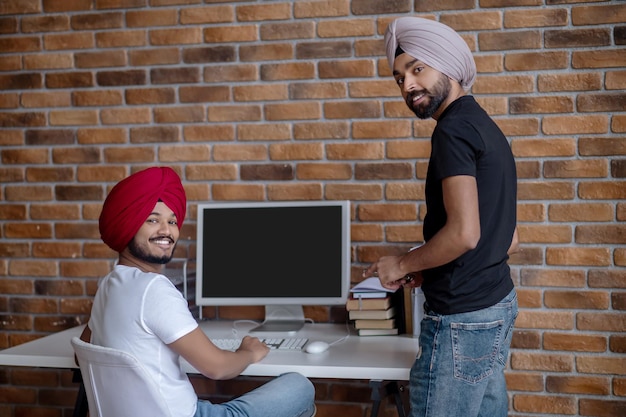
[304,341,330,354]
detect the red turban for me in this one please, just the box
[99,167,187,252]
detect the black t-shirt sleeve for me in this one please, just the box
[431,118,483,181]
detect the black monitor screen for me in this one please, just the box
[195,201,350,306]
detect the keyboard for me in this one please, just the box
[211,337,308,351]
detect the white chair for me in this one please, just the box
[71,337,173,417]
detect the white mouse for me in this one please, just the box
[304,340,330,354]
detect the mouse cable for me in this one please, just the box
[230,320,262,337]
[325,321,351,347]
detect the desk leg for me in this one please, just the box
[71,369,89,417]
[368,380,407,417]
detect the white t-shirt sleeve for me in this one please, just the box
[141,276,198,345]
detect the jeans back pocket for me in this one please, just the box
[450,319,504,384]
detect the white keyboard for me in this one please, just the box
[211,337,308,351]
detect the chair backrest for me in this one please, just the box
[71,337,173,417]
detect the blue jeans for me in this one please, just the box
[409,288,518,417]
[194,372,315,417]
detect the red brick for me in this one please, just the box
[577,313,626,333]
[442,11,501,30]
[260,62,315,81]
[207,144,263,162]
[180,5,233,25]
[240,43,292,62]
[154,105,205,123]
[96,30,147,48]
[233,84,288,101]
[573,49,626,69]
[265,102,320,120]
[208,105,261,122]
[236,3,291,21]
[23,53,72,70]
[269,143,322,160]
[20,91,71,108]
[513,394,576,415]
[261,22,316,41]
[43,32,93,50]
[126,9,177,27]
[267,183,323,201]
[473,75,534,93]
[294,0,349,18]
[326,183,382,202]
[70,12,123,30]
[204,25,257,43]
[506,372,543,392]
[550,29,612,51]
[150,27,203,45]
[129,47,180,66]
[42,0,91,13]
[296,40,351,58]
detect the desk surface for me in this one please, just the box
[0,321,419,381]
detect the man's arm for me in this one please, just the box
[168,327,269,380]
[77,322,268,380]
[371,175,480,288]
[402,174,480,271]
[507,226,519,255]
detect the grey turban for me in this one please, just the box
[384,17,477,91]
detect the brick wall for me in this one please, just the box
[0,0,624,416]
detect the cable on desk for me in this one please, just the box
[231,320,261,337]
[327,321,351,346]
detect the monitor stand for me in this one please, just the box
[249,305,305,335]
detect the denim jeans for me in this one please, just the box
[193,372,315,417]
[409,288,518,417]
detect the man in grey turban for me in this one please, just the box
[385,16,476,91]
[363,16,519,417]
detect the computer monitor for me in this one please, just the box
[195,200,351,334]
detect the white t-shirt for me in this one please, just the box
[88,264,199,417]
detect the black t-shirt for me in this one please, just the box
[422,95,516,314]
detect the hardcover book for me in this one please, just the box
[354,318,396,329]
[357,328,399,336]
[348,306,396,320]
[346,295,392,311]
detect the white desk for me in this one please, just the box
[0,321,419,416]
[0,321,419,379]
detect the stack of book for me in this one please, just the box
[346,277,406,336]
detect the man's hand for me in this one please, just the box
[363,256,423,290]
[237,336,270,363]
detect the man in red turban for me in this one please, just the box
[80,166,315,417]
[99,166,187,253]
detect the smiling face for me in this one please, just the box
[392,53,453,120]
[125,201,180,269]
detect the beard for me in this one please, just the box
[406,74,450,119]
[127,236,176,265]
